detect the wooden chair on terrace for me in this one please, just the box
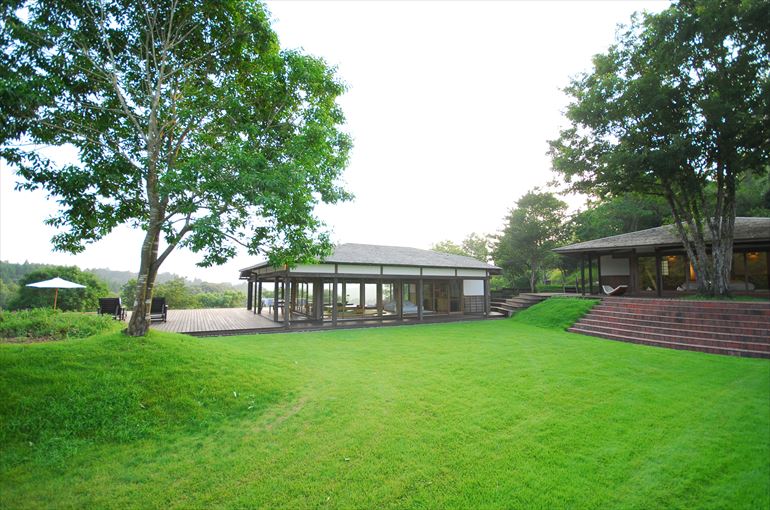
[98,297,126,320]
[150,297,168,323]
[602,284,628,296]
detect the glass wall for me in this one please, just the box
[382,282,397,316]
[661,255,686,291]
[744,251,769,291]
[731,254,747,288]
[402,282,418,316]
[637,256,657,292]
[292,280,314,317]
[450,280,462,312]
[422,281,434,314]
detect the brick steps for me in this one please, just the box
[569,326,769,358]
[570,298,770,358]
[585,309,770,335]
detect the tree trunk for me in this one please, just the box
[665,185,716,296]
[529,262,537,293]
[126,227,161,336]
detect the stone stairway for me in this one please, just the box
[569,297,770,358]
[490,293,549,318]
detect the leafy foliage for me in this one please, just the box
[570,193,671,243]
[493,190,568,292]
[0,0,352,334]
[549,0,770,295]
[9,266,109,312]
[431,233,490,262]
[121,277,246,309]
[0,308,116,341]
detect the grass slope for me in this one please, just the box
[512,296,599,329]
[1,309,768,509]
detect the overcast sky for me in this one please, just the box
[0,1,668,284]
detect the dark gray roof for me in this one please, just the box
[326,243,498,269]
[240,243,499,274]
[554,217,770,254]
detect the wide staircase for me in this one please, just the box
[490,293,549,318]
[570,297,770,358]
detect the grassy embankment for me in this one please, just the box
[1,298,768,509]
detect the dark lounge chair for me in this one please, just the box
[98,297,126,320]
[150,297,168,322]
[602,284,628,296]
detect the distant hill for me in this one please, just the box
[0,261,246,293]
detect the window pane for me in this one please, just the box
[662,255,685,291]
[747,252,768,290]
[422,282,434,313]
[402,282,418,316]
[341,282,360,318]
[638,256,656,292]
[382,283,397,316]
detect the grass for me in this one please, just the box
[0,303,768,509]
[512,296,599,329]
[0,308,119,342]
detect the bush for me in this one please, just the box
[9,266,110,312]
[0,309,117,341]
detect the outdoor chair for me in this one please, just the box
[602,284,628,296]
[150,297,168,323]
[98,297,126,320]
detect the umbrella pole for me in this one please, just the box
[53,288,58,310]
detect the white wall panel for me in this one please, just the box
[291,263,335,274]
[382,265,420,275]
[600,255,630,276]
[457,269,486,277]
[423,267,454,276]
[463,280,485,296]
[336,264,381,275]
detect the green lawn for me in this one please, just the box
[1,306,768,509]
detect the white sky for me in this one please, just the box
[0,1,667,284]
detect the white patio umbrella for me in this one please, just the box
[26,277,86,310]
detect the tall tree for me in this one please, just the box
[493,191,568,292]
[431,233,490,262]
[461,233,490,263]
[1,0,352,335]
[570,193,670,243]
[430,240,466,257]
[549,0,769,296]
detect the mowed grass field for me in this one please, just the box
[1,300,768,509]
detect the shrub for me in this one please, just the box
[0,309,116,341]
[9,266,110,312]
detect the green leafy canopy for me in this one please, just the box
[0,0,352,268]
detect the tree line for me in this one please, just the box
[433,172,769,293]
[433,1,769,295]
[0,261,247,312]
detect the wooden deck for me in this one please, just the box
[127,308,281,335]
[125,307,504,336]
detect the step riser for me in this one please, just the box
[592,306,770,321]
[573,325,770,351]
[602,298,770,310]
[598,303,770,315]
[579,318,770,341]
[572,299,770,357]
[568,329,770,359]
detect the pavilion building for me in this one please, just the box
[554,217,770,297]
[239,243,501,326]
